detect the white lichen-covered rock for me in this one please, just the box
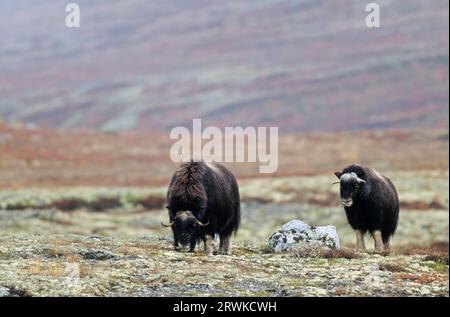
[268,220,340,252]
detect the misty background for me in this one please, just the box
[0,0,448,132]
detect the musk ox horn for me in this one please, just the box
[195,219,209,227]
[356,177,366,184]
[161,221,174,227]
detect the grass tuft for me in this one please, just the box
[135,195,165,210]
[292,247,361,259]
[88,196,122,211]
[379,263,406,272]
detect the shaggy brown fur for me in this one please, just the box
[169,162,208,204]
[165,161,241,255]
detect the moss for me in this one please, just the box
[284,279,303,288]
[422,261,449,274]
[424,254,449,265]
[311,258,329,266]
[39,248,67,259]
[0,251,12,260]
[253,290,272,297]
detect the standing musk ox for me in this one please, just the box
[162,161,241,255]
[334,164,399,252]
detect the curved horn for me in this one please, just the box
[195,219,209,227]
[161,221,174,227]
[356,177,366,184]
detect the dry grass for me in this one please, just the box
[292,247,361,259]
[394,242,449,265]
[395,273,447,284]
[241,197,273,204]
[24,262,66,277]
[379,263,407,272]
[320,248,362,259]
[400,198,447,211]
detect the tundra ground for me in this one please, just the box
[0,172,448,297]
[0,234,447,297]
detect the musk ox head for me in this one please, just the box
[161,210,209,247]
[334,171,366,207]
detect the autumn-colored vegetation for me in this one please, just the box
[0,122,447,189]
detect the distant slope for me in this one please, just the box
[0,122,448,188]
[0,0,448,132]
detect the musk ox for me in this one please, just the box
[162,161,240,255]
[334,164,399,252]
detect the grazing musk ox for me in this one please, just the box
[334,164,399,252]
[162,161,240,255]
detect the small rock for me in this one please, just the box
[268,219,340,252]
[88,236,105,242]
[0,287,11,297]
[0,286,27,297]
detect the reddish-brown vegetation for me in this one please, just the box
[400,198,447,211]
[135,195,166,210]
[395,242,449,265]
[0,123,447,189]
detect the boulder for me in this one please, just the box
[268,220,340,252]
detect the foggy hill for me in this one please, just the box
[0,0,448,132]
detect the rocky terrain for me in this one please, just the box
[0,234,447,297]
[0,172,448,297]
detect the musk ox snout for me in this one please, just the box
[341,198,353,207]
[334,171,365,206]
[161,210,209,247]
[174,215,199,244]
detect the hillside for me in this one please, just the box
[0,0,448,132]
[0,122,448,188]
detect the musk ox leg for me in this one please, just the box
[371,230,384,253]
[219,235,232,255]
[355,230,366,251]
[173,238,180,251]
[189,240,197,252]
[203,235,213,256]
[382,231,392,253]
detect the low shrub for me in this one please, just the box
[135,195,165,210]
[49,198,88,211]
[88,197,122,211]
